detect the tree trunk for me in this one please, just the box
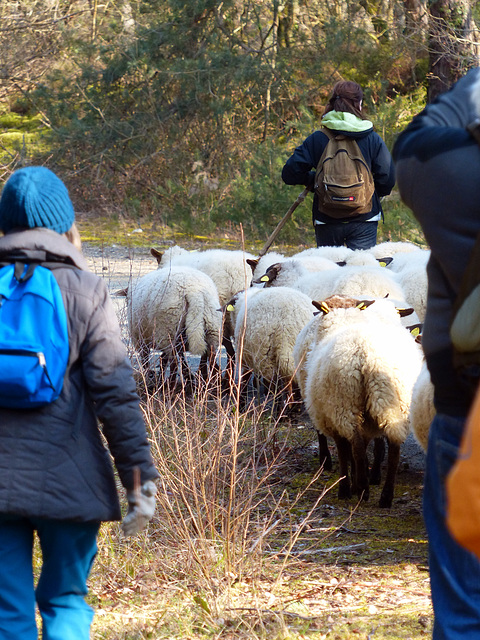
[427,0,480,102]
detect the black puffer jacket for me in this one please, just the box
[393,68,480,417]
[0,228,158,522]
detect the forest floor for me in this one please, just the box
[79,239,433,640]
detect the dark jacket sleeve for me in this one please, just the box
[80,278,159,490]
[370,133,395,197]
[393,68,479,166]
[281,131,325,189]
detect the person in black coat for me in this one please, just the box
[393,68,480,640]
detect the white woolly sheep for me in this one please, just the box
[123,265,223,386]
[151,246,255,378]
[292,255,341,273]
[151,246,255,306]
[409,362,435,453]
[294,294,424,507]
[246,251,286,281]
[394,265,428,322]
[386,248,430,274]
[369,241,424,258]
[232,285,317,416]
[259,262,406,303]
[339,249,393,268]
[253,258,341,289]
[293,245,355,263]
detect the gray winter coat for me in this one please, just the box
[0,228,158,522]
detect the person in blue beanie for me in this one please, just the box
[393,68,480,639]
[282,80,395,249]
[0,166,159,640]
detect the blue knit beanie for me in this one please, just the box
[0,166,75,234]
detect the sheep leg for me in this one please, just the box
[334,435,352,499]
[317,433,333,471]
[237,367,254,410]
[137,343,151,371]
[222,335,236,387]
[351,431,370,502]
[171,336,194,394]
[370,437,386,485]
[197,345,221,384]
[135,343,156,392]
[379,440,401,508]
[198,352,209,380]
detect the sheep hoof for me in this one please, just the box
[358,487,369,502]
[338,481,352,500]
[379,492,393,508]
[321,454,333,472]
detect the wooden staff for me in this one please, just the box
[257,187,310,258]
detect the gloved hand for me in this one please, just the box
[121,479,157,537]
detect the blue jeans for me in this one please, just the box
[0,516,99,640]
[315,220,378,250]
[424,413,480,638]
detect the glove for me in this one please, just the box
[121,479,157,537]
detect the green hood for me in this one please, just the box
[322,111,373,133]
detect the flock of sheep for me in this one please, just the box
[117,240,436,509]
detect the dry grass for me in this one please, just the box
[46,242,432,639]
[84,357,431,639]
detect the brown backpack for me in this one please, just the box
[314,127,375,218]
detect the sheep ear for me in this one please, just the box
[396,307,415,318]
[246,258,259,274]
[336,260,347,267]
[150,248,163,263]
[252,272,270,284]
[377,256,393,267]
[312,300,330,314]
[356,300,375,310]
[114,288,128,297]
[407,323,423,337]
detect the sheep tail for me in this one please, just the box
[184,289,208,356]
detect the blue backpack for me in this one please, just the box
[0,262,70,409]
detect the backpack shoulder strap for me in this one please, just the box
[321,127,344,141]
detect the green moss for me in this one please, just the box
[0,113,43,131]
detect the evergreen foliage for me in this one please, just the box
[0,0,474,243]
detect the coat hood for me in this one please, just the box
[322,111,373,134]
[0,227,89,270]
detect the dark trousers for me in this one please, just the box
[315,221,378,250]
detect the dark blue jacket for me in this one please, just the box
[393,68,480,416]
[282,123,395,224]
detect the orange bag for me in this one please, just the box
[446,385,480,558]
